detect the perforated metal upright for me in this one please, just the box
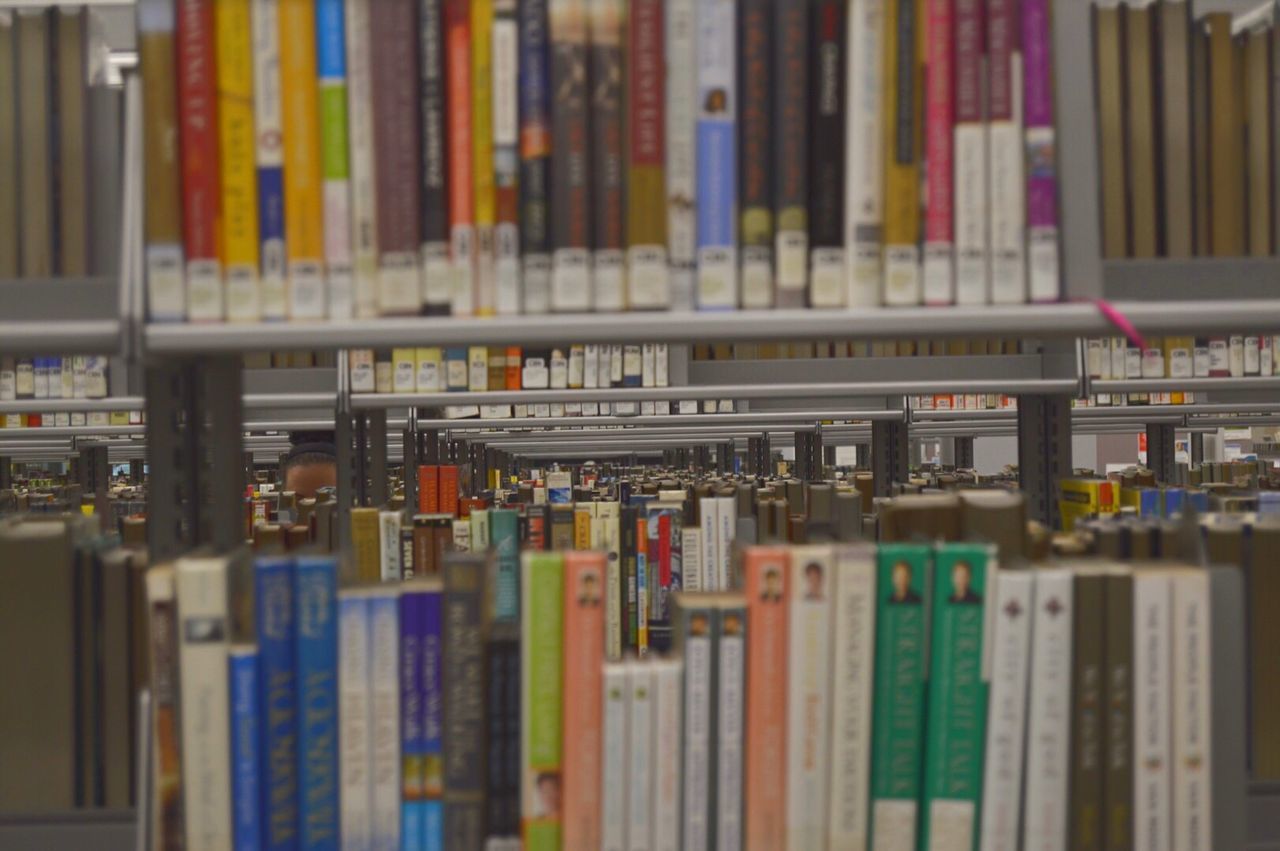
[1190,431,1205,465]
[1016,394,1073,528]
[0,455,11,490]
[871,419,909,497]
[1145,422,1177,484]
[954,436,975,469]
[402,407,419,513]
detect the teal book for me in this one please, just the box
[919,543,992,851]
[868,543,932,849]
[491,508,520,621]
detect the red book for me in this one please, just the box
[418,465,440,513]
[438,465,460,517]
[743,545,790,851]
[527,507,547,551]
[505,346,522,389]
[176,0,221,311]
[923,0,956,305]
[561,550,607,848]
[658,512,672,589]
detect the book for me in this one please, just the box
[216,0,262,323]
[521,551,564,850]
[1205,12,1243,256]
[694,0,737,310]
[443,553,488,846]
[953,0,987,304]
[143,564,186,846]
[1133,566,1171,851]
[1124,0,1158,259]
[675,594,714,850]
[140,0,186,319]
[0,13,15,278]
[988,0,1026,302]
[589,0,627,312]
[666,0,697,311]
[230,645,262,851]
[1157,0,1192,258]
[549,0,592,312]
[601,662,628,851]
[1206,565,1247,850]
[176,0,222,319]
[343,0,377,318]
[772,0,807,308]
[294,555,339,848]
[518,0,552,313]
[472,0,498,316]
[1102,567,1134,851]
[485,616,520,840]
[713,597,747,848]
[1242,17,1272,256]
[1171,567,1211,851]
[628,663,655,849]
[419,0,451,315]
[845,0,885,308]
[626,0,669,309]
[280,0,326,318]
[54,8,87,277]
[881,0,922,305]
[337,589,372,851]
[1022,567,1074,851]
[255,556,298,851]
[807,0,847,310]
[651,658,683,851]
[562,552,606,848]
[446,0,476,315]
[369,587,402,851]
[786,544,835,848]
[1070,568,1106,851]
[317,0,353,319]
[493,0,522,315]
[923,0,955,305]
[742,545,790,850]
[399,579,435,851]
[1094,0,1126,258]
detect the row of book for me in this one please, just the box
[142,0,1064,326]
[0,6,122,280]
[1095,0,1280,259]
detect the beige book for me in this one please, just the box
[1094,2,1128,258]
[1158,0,1193,257]
[1124,2,1158,258]
[1205,13,1244,256]
[1191,18,1211,255]
[16,9,53,276]
[0,13,16,276]
[1242,23,1272,256]
[56,8,88,275]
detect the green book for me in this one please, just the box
[920,542,992,850]
[520,551,564,850]
[869,543,932,848]
[491,508,520,621]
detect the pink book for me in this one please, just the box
[561,551,606,848]
[743,546,790,851]
[923,0,956,305]
[953,0,989,305]
[1022,0,1058,301]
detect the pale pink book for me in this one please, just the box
[743,546,790,851]
[561,550,606,848]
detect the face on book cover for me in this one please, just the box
[285,460,337,500]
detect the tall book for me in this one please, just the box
[714,597,747,848]
[252,0,288,319]
[954,0,988,303]
[1124,0,1158,259]
[176,0,223,320]
[589,0,627,311]
[845,0,886,308]
[770,0,808,309]
[371,0,423,316]
[652,658,683,851]
[1133,567,1171,851]
[786,545,834,848]
[665,0,698,310]
[1070,568,1106,851]
[562,552,606,848]
[317,0,353,319]
[742,548,789,850]
[294,556,339,848]
[216,0,262,323]
[627,0,670,309]
[369,588,402,851]
[177,556,233,851]
[443,553,488,846]
[230,645,262,851]
[988,0,1026,302]
[881,0,923,304]
[1023,0,1058,299]
[445,0,476,315]
[1171,567,1212,851]
[548,0,592,312]
[139,0,186,320]
[400,580,428,850]
[1157,0,1192,258]
[1023,567,1074,851]
[280,0,326,318]
[343,0,378,318]
[255,556,298,851]
[54,8,88,276]
[1207,565,1247,851]
[337,589,373,851]
[1103,567,1134,851]
[1094,1,1126,258]
[1205,13,1243,256]
[1242,17,1272,256]
[737,0,772,309]
[518,0,553,313]
[694,0,738,310]
[869,544,931,848]
[146,565,185,848]
[600,662,628,851]
[472,0,498,315]
[923,0,955,305]
[628,663,655,848]
[492,0,522,314]
[520,551,564,850]
[809,0,847,309]
[675,594,714,850]
[0,13,15,279]
[420,0,451,315]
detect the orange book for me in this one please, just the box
[743,545,790,851]
[561,550,606,849]
[506,345,523,389]
[418,465,440,513]
[439,465,459,517]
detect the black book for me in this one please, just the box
[807,0,846,308]
[442,552,489,847]
[620,504,638,653]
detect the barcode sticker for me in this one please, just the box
[740,245,773,309]
[883,245,922,305]
[225,265,262,322]
[594,249,626,312]
[1028,226,1060,302]
[922,243,954,305]
[290,260,327,319]
[776,230,807,293]
[146,244,186,320]
[552,249,592,311]
[697,246,737,308]
[809,247,846,307]
[186,259,224,321]
[628,245,670,308]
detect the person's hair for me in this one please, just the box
[282,431,337,478]
[805,562,822,577]
[536,772,558,786]
[282,449,337,477]
[954,560,972,575]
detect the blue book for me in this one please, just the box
[421,586,444,851]
[694,0,738,309]
[255,556,298,851]
[491,509,520,621]
[444,348,468,391]
[294,556,339,851]
[400,586,427,851]
[231,646,263,851]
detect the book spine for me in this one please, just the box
[520,552,564,850]
[369,590,402,851]
[484,623,520,840]
[140,0,186,321]
[1021,0,1057,301]
[585,5,628,315]
[808,0,847,309]
[652,659,683,851]
[215,0,262,323]
[845,0,885,308]
[549,0,592,311]
[280,0,325,319]
[786,545,835,848]
[1133,572,1171,851]
[772,0,807,308]
[492,0,522,315]
[146,568,186,848]
[736,0,771,310]
[716,496,735,590]
[518,0,552,313]
[370,0,423,317]
[420,0,451,315]
[443,557,486,847]
[422,588,445,849]
[923,0,955,304]
[563,554,606,847]
[621,506,638,650]
[881,0,922,305]
[626,0,669,309]
[343,0,378,318]
[679,602,714,850]
[317,0,353,319]
[491,509,520,621]
[401,590,428,851]
[953,0,987,305]
[636,517,650,655]
[694,0,737,310]
[601,663,629,851]
[1104,569,1134,851]
[255,557,299,851]
[1070,572,1106,851]
[699,497,718,592]
[338,593,372,851]
[666,0,697,311]
[1172,570,1211,851]
[177,0,223,321]
[294,557,339,850]
[715,602,747,849]
[231,648,262,851]
[470,0,497,317]
[628,663,655,849]
[682,526,701,592]
[445,0,476,315]
[743,548,789,851]
[987,0,1025,304]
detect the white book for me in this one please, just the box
[989,51,1026,304]
[176,556,233,851]
[978,570,1035,851]
[451,225,475,315]
[699,497,719,592]
[602,662,630,851]
[611,343,624,384]
[343,0,378,318]
[378,254,420,317]
[845,0,885,308]
[0,358,14,401]
[1229,335,1245,377]
[954,121,988,305]
[666,0,697,313]
[655,343,669,387]
[378,511,401,581]
[1172,568,1211,851]
[552,246,593,312]
[683,525,703,592]
[786,545,834,849]
[492,10,521,315]
[550,348,569,389]
[251,0,288,319]
[568,345,585,388]
[716,605,746,851]
[595,249,627,312]
[349,349,375,393]
[629,663,655,851]
[652,658,683,851]
[523,252,551,314]
[368,589,401,851]
[828,545,878,848]
[642,343,656,388]
[392,351,416,393]
[682,606,713,850]
[715,495,735,591]
[338,590,373,851]
[628,244,671,308]
[452,519,472,552]
[599,503,623,660]
[1022,567,1074,851]
[584,343,600,388]
[1133,568,1172,851]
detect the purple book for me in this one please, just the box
[1021,0,1058,301]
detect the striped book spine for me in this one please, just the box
[1022,0,1057,301]
[420,0,452,315]
[737,0,772,309]
[626,0,669,309]
[280,0,326,319]
[772,0,807,308]
[294,556,339,850]
[344,0,379,318]
[987,0,1026,304]
[316,0,353,319]
[445,0,475,316]
[177,0,223,321]
[923,0,955,305]
[666,0,697,311]
[695,0,737,310]
[845,0,885,307]
[140,0,186,320]
[881,0,923,305]
[590,0,627,312]
[953,0,987,304]
[518,0,552,313]
[253,0,287,319]
[371,0,424,316]
[255,557,298,851]
[549,0,593,312]
[472,0,498,315]
[808,0,847,308]
[215,0,262,322]
[492,0,522,314]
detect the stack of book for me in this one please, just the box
[142,0,1063,324]
[0,354,121,428]
[1080,333,1280,408]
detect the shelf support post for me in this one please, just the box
[1191,431,1205,465]
[872,419,910,497]
[1146,422,1177,484]
[954,436,975,469]
[1017,394,1073,528]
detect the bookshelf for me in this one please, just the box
[0,277,123,356]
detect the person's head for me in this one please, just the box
[763,567,783,598]
[536,772,561,813]
[580,571,599,599]
[282,433,337,499]
[804,562,823,596]
[892,561,913,597]
[953,561,973,595]
[724,613,742,635]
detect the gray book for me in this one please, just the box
[443,552,489,847]
[1208,564,1246,851]
[16,9,53,276]
[1158,0,1193,257]
[56,7,88,276]
[0,13,16,277]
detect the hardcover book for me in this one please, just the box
[140,0,186,320]
[772,0,808,308]
[294,556,339,849]
[1023,0,1058,300]
[808,0,848,309]
[738,0,772,309]
[548,0,593,312]
[343,0,378,317]
[786,545,835,848]
[317,0,352,319]
[694,0,738,310]
[626,0,670,309]
[562,552,605,848]
[881,0,922,305]
[988,0,1026,303]
[280,0,326,319]
[443,553,489,847]
[521,551,564,850]
[337,589,373,851]
[177,0,223,321]
[953,0,988,304]
[922,0,955,305]
[255,556,299,851]
[589,0,627,312]
[665,0,698,311]
[216,0,261,322]
[518,0,553,313]
[845,0,885,308]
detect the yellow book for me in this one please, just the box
[880,0,923,306]
[279,0,325,318]
[109,411,130,427]
[574,508,592,551]
[392,348,417,393]
[215,0,261,322]
[1059,478,1117,533]
[415,347,444,392]
[351,507,381,582]
[471,0,496,315]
